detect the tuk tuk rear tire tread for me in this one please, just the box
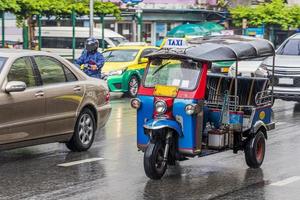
[144,142,167,180]
[245,131,266,168]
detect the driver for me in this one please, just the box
[75,37,105,79]
[179,60,199,89]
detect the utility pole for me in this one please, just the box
[1,12,5,48]
[136,7,143,42]
[100,15,105,51]
[72,8,76,61]
[89,0,94,37]
[23,21,29,49]
[38,14,42,51]
[242,18,247,36]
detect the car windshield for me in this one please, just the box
[0,57,7,73]
[277,39,300,55]
[109,37,128,46]
[144,59,201,90]
[103,49,139,62]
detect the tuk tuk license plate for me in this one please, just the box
[154,85,178,97]
[221,68,229,73]
[279,78,294,85]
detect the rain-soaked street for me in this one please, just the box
[1,97,300,200]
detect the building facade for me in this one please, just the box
[2,0,226,46]
[95,0,226,44]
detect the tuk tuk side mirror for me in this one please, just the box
[139,57,148,64]
[5,81,27,93]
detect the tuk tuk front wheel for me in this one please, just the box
[245,131,266,168]
[144,142,167,180]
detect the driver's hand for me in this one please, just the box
[91,65,97,71]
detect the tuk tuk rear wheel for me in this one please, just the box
[144,142,167,180]
[245,131,266,168]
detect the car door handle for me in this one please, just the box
[74,86,81,92]
[35,91,44,97]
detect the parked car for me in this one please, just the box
[0,49,111,151]
[102,45,159,97]
[35,26,128,58]
[228,57,268,77]
[211,61,234,73]
[262,33,300,102]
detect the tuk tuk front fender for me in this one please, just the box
[251,120,268,139]
[143,119,183,136]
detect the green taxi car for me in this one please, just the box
[102,45,158,97]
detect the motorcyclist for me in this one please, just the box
[75,37,105,79]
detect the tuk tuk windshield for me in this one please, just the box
[144,59,202,90]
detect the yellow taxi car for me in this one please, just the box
[102,44,158,97]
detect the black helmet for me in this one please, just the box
[85,37,99,53]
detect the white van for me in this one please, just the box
[35,26,127,58]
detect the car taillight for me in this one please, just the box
[105,92,110,103]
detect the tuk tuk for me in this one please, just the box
[131,35,276,180]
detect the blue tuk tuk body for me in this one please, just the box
[131,36,276,180]
[137,97,199,153]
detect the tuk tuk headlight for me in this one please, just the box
[131,98,141,109]
[155,100,167,114]
[185,104,200,115]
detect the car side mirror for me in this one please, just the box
[139,57,148,64]
[5,81,27,93]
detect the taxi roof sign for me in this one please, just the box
[163,38,189,49]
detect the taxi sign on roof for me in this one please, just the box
[163,38,189,49]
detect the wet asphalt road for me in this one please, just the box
[1,97,300,200]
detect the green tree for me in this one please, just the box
[94,1,121,19]
[0,0,20,12]
[55,0,121,18]
[14,0,121,49]
[50,0,89,17]
[230,0,300,30]
[14,0,53,48]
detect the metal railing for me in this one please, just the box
[206,93,239,110]
[255,90,273,106]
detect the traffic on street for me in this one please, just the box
[1,98,300,200]
[1,0,300,199]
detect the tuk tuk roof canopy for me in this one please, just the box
[147,35,275,62]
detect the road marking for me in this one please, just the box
[275,122,287,126]
[57,158,104,167]
[270,176,300,186]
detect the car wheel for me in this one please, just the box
[245,131,266,168]
[66,108,96,152]
[126,75,139,98]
